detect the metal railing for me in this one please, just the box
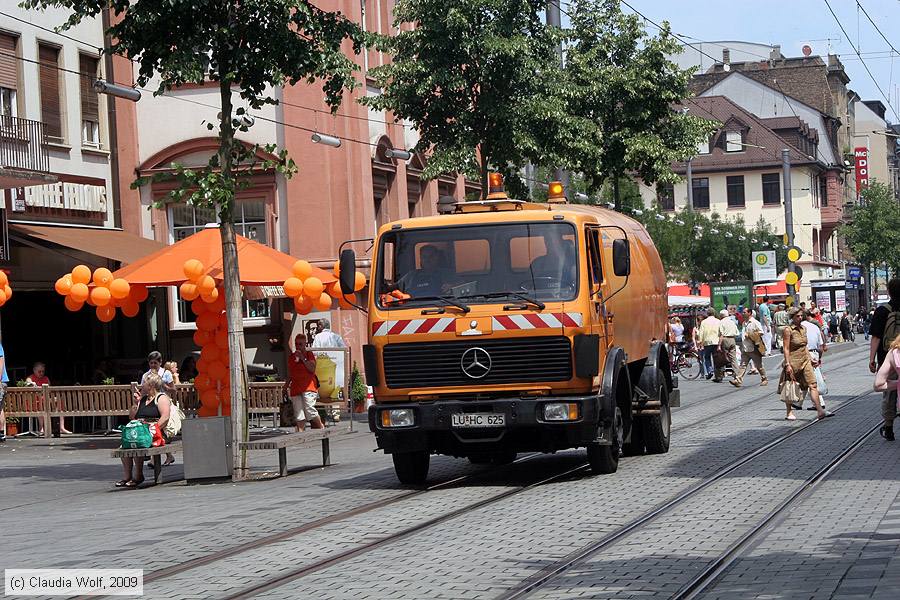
[0,114,50,173]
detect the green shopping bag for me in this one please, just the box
[121,420,152,449]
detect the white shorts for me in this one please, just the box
[291,391,320,422]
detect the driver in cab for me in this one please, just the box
[527,231,576,291]
[396,245,455,297]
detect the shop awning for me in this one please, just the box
[10,223,165,265]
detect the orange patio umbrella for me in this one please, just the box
[111,227,335,286]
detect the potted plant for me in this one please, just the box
[5,416,19,437]
[350,362,367,413]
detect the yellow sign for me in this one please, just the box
[755,253,768,265]
[785,271,799,286]
[787,246,802,262]
[786,296,794,306]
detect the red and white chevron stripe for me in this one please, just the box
[491,312,583,330]
[371,317,457,337]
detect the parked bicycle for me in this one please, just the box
[670,342,703,380]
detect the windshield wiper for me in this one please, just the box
[401,295,470,313]
[459,291,546,311]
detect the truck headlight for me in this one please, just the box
[543,402,579,421]
[380,408,415,428]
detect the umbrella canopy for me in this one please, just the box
[111,227,335,286]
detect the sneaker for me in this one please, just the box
[881,426,895,441]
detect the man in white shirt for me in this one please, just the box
[799,312,827,410]
[141,351,175,396]
[731,308,768,387]
[311,319,346,349]
[717,309,740,383]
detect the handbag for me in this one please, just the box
[279,393,294,427]
[713,348,727,368]
[121,420,152,449]
[148,422,165,447]
[814,366,828,395]
[158,394,184,438]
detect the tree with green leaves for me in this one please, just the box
[25,0,363,480]
[840,182,900,275]
[362,0,563,198]
[558,0,716,209]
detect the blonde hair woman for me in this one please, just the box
[873,333,900,440]
[117,372,171,488]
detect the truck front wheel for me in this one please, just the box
[587,406,622,474]
[392,450,430,484]
[643,384,671,454]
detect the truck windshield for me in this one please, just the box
[376,222,578,308]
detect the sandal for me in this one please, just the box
[785,414,797,421]
[817,411,835,420]
[125,477,144,488]
[115,480,130,487]
[163,458,175,466]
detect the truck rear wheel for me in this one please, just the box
[587,406,622,474]
[392,451,430,484]
[643,384,671,454]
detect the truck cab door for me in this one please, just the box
[586,227,612,346]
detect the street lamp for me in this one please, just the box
[385,148,412,160]
[311,133,341,148]
[93,79,141,102]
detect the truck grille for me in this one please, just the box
[382,336,572,389]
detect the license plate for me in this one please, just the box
[451,413,506,428]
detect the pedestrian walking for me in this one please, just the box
[758,296,773,354]
[717,309,739,382]
[287,333,324,431]
[311,318,346,349]
[773,303,789,351]
[868,278,900,441]
[731,308,768,387]
[873,334,900,438]
[840,312,852,342]
[799,312,827,411]
[780,307,832,421]
[697,308,721,380]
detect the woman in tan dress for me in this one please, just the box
[782,307,833,421]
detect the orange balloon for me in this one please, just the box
[338,295,354,310]
[92,267,113,287]
[217,312,228,330]
[122,301,140,317]
[303,277,324,298]
[90,286,111,306]
[196,312,218,331]
[72,265,91,285]
[200,287,219,303]
[333,260,341,276]
[85,292,96,307]
[197,405,218,417]
[198,275,216,294]
[0,271,8,287]
[200,343,221,362]
[193,329,212,347]
[179,282,200,301]
[208,360,227,381]
[294,295,313,314]
[292,259,312,280]
[96,305,115,323]
[314,292,332,311]
[194,374,213,391]
[209,293,226,314]
[200,389,219,408]
[354,271,367,292]
[55,275,73,296]
[0,289,7,304]
[109,278,131,300]
[325,282,339,298]
[283,277,303,298]
[195,356,207,374]
[183,259,205,281]
[3,285,11,301]
[215,329,229,349]
[64,295,83,312]
[70,282,89,303]
[191,299,208,315]
[130,285,149,303]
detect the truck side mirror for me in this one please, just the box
[339,249,357,295]
[612,238,630,277]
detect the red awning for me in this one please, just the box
[667,283,710,297]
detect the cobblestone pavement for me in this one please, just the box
[2,341,894,600]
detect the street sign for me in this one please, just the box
[786,246,802,263]
[752,250,777,282]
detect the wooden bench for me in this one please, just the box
[110,441,183,484]
[239,429,335,477]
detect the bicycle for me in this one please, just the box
[670,342,703,380]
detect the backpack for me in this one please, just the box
[157,394,184,438]
[882,310,900,354]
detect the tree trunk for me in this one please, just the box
[480,146,489,201]
[217,51,248,482]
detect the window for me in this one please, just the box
[657,183,675,211]
[762,173,781,206]
[725,131,743,152]
[0,33,17,119]
[38,44,63,142]
[170,201,270,323]
[696,139,710,155]
[726,175,745,207]
[79,55,100,147]
[820,176,829,207]
[692,178,709,209]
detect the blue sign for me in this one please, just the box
[848,266,862,282]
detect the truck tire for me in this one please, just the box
[587,405,622,474]
[392,451,430,484]
[643,383,671,454]
[492,450,517,465]
[622,423,645,456]
[468,454,492,465]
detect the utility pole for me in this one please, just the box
[782,148,799,305]
[546,1,569,190]
[686,157,694,209]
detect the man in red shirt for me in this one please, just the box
[287,333,323,431]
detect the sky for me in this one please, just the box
[562,0,900,123]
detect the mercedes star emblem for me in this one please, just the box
[461,347,492,379]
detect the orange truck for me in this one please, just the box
[338,176,678,483]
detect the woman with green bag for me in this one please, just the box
[117,373,171,489]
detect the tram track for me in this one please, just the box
[495,387,877,600]
[101,348,869,599]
